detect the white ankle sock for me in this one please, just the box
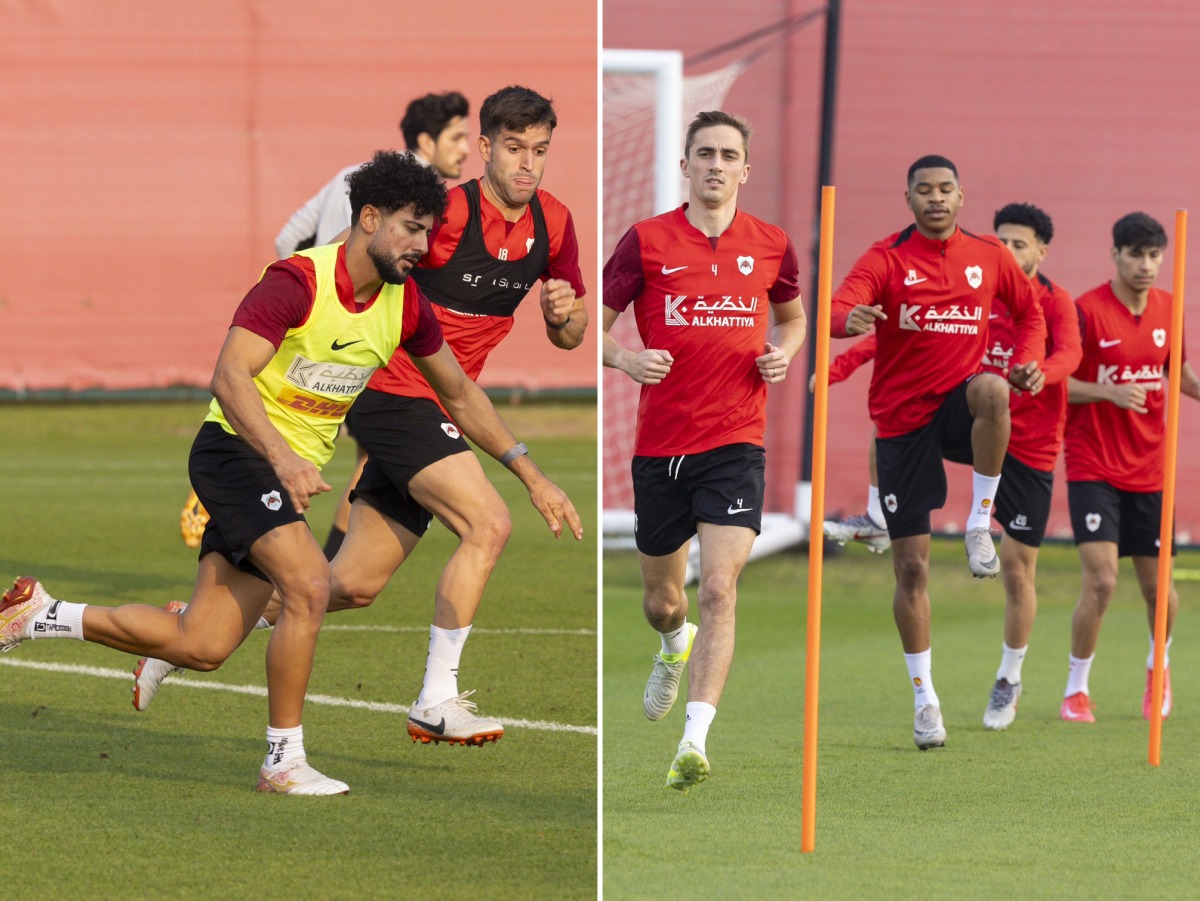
[1147,636,1172,670]
[415,624,471,709]
[904,649,940,709]
[966,472,1001,532]
[254,617,271,630]
[29,600,86,641]
[1065,653,1093,697]
[996,643,1027,683]
[867,486,886,529]
[264,725,304,769]
[682,701,716,754]
[661,621,690,656]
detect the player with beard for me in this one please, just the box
[136,86,586,748]
[1,151,576,794]
[830,156,1046,750]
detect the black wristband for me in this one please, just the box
[544,313,570,331]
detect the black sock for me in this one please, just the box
[323,525,346,560]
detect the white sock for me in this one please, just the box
[996,643,1027,684]
[661,621,690,656]
[867,485,886,529]
[28,600,86,641]
[415,624,472,709]
[255,617,271,630]
[264,725,304,769]
[1147,636,1173,670]
[966,471,1001,532]
[682,701,716,754]
[1065,653,1093,697]
[904,649,940,709]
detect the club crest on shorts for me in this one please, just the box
[964,265,983,289]
[885,493,898,513]
[261,490,283,511]
[1153,328,1167,348]
[441,422,461,439]
[1085,512,1101,532]
[737,255,755,275]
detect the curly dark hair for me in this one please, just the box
[994,203,1054,244]
[478,85,556,141]
[400,91,470,150]
[1112,211,1167,252]
[347,150,448,226]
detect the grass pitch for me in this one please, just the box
[0,401,596,901]
[603,539,1200,900]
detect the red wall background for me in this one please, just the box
[604,0,1200,540]
[1,0,597,396]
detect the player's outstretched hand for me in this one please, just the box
[623,348,674,384]
[540,278,576,328]
[1111,382,1149,413]
[756,342,789,384]
[845,304,886,335]
[1009,361,1045,396]
[273,452,332,513]
[527,478,584,541]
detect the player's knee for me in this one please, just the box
[697,574,737,619]
[329,575,377,610]
[643,586,683,623]
[971,373,1010,419]
[464,506,512,559]
[1084,569,1118,604]
[892,553,928,591]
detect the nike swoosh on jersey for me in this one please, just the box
[662,265,688,275]
[904,275,927,285]
[1099,338,1122,348]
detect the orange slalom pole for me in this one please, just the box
[1149,208,1187,766]
[802,186,836,852]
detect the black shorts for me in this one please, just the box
[632,443,765,557]
[1068,481,1175,558]
[995,454,1054,548]
[347,389,472,536]
[875,380,975,540]
[189,421,306,582]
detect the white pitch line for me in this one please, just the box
[322,624,595,636]
[0,658,596,736]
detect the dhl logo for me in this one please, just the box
[275,387,351,418]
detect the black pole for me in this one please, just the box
[800,0,841,486]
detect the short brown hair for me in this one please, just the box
[684,110,751,159]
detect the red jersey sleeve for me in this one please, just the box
[229,258,316,348]
[830,242,889,335]
[828,334,877,385]
[399,279,444,357]
[602,226,644,313]
[546,205,586,298]
[771,235,802,304]
[997,251,1046,369]
[1040,281,1082,386]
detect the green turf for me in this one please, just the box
[603,539,1200,900]
[0,401,597,900]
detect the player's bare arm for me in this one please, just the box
[410,342,583,540]
[541,278,588,350]
[209,326,332,513]
[1068,375,1149,413]
[602,304,673,384]
[844,304,887,336]
[756,295,807,384]
[1177,361,1200,401]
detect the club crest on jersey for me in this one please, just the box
[261,490,283,512]
[1153,328,1167,348]
[441,422,461,439]
[1085,512,1101,532]
[737,255,755,275]
[885,493,898,513]
[964,265,983,289]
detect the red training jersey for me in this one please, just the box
[604,205,800,456]
[367,180,585,402]
[1065,283,1183,491]
[982,272,1081,471]
[828,334,877,386]
[830,225,1045,438]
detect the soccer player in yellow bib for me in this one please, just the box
[0,151,580,795]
